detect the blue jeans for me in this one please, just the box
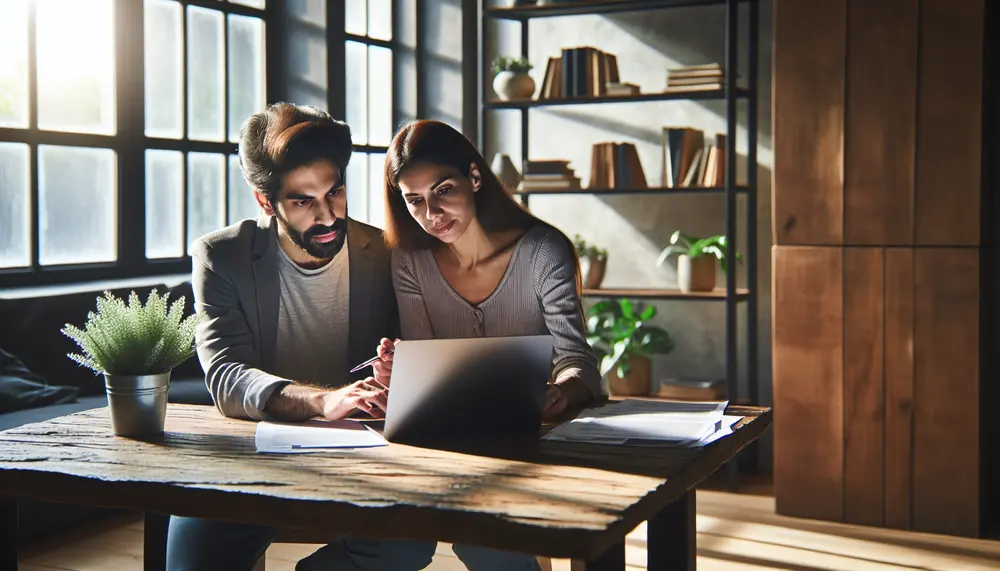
[166,516,541,571]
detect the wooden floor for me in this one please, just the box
[17,487,1000,571]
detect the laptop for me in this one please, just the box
[382,335,554,444]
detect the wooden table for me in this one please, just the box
[0,403,771,570]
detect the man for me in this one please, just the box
[168,102,433,571]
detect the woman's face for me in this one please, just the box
[397,161,481,244]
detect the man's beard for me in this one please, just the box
[275,213,348,261]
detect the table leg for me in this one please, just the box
[647,490,696,571]
[1,499,17,571]
[570,540,625,571]
[144,511,169,571]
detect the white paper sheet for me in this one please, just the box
[255,419,387,453]
[542,399,735,447]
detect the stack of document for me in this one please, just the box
[255,419,388,454]
[543,399,740,447]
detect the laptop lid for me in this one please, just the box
[382,335,554,444]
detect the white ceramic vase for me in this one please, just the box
[493,71,536,100]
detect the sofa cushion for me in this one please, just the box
[0,348,79,414]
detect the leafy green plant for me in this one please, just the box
[61,290,202,376]
[586,299,674,378]
[492,55,533,74]
[573,234,608,259]
[655,230,742,274]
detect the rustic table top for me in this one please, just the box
[0,403,771,560]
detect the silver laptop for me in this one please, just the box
[382,335,554,444]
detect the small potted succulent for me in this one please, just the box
[586,299,674,396]
[492,55,535,100]
[61,289,201,439]
[655,230,742,293]
[573,235,609,289]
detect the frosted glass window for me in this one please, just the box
[368,46,393,147]
[230,0,266,8]
[346,41,368,146]
[228,154,260,223]
[144,0,184,139]
[367,153,386,229]
[346,0,366,36]
[368,0,392,41]
[0,143,31,268]
[38,146,117,265]
[145,150,184,259]
[345,152,368,223]
[36,0,117,135]
[228,15,266,142]
[0,0,29,129]
[187,153,226,251]
[187,6,225,142]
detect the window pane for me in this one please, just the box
[36,0,116,135]
[39,145,117,265]
[345,152,368,223]
[346,41,368,145]
[228,15,266,142]
[145,150,184,259]
[0,0,29,128]
[367,153,386,229]
[0,143,30,268]
[346,0,366,36]
[144,0,184,139]
[229,0,266,8]
[368,46,392,147]
[368,0,392,41]
[228,154,259,224]
[187,153,226,251]
[187,6,225,142]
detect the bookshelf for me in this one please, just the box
[469,0,761,470]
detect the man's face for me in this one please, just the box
[258,159,348,261]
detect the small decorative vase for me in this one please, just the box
[104,371,171,439]
[607,356,651,397]
[677,254,716,293]
[580,255,607,289]
[491,153,521,190]
[493,71,536,100]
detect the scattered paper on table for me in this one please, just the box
[542,400,737,447]
[255,419,387,453]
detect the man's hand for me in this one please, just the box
[319,377,390,419]
[372,338,398,386]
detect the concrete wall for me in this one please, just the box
[482,1,774,469]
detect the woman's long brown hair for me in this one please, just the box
[382,119,582,296]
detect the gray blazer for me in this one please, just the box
[190,215,399,420]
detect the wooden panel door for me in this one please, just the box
[772,246,844,521]
[773,0,845,246]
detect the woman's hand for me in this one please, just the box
[372,337,398,386]
[543,384,569,419]
[542,376,592,420]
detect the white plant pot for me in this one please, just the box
[493,71,536,100]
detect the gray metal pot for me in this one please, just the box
[104,371,170,438]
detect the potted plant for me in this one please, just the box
[585,299,674,396]
[492,55,535,100]
[655,230,742,293]
[573,234,608,289]
[61,289,201,439]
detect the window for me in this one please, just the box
[343,0,394,229]
[0,0,268,287]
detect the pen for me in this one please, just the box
[349,348,395,373]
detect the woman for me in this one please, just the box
[372,119,604,418]
[373,119,605,571]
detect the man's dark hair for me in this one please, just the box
[238,102,353,204]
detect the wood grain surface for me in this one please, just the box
[0,404,771,561]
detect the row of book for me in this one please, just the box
[662,127,728,188]
[538,46,637,99]
[516,160,582,192]
[666,63,726,92]
[588,142,648,189]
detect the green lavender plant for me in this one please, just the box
[61,289,201,376]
